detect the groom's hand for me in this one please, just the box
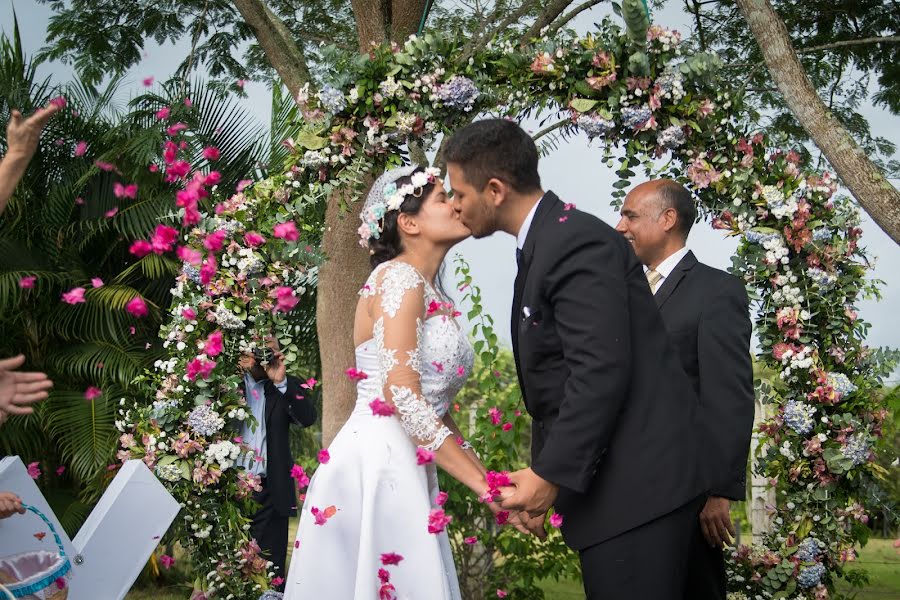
[499,468,559,518]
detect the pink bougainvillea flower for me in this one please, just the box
[549,513,564,528]
[200,256,217,285]
[94,160,116,172]
[345,367,368,381]
[273,221,299,241]
[379,582,397,600]
[488,407,503,426]
[271,576,284,588]
[49,96,66,109]
[74,141,88,157]
[91,277,104,288]
[244,231,266,247]
[55,466,65,476]
[129,240,153,257]
[176,246,202,266]
[426,300,441,315]
[563,202,576,211]
[149,224,179,254]
[61,287,86,304]
[427,508,452,534]
[236,179,252,192]
[496,590,508,598]
[317,448,330,464]
[380,553,403,566]
[181,307,197,320]
[19,276,36,288]
[202,146,221,161]
[464,536,477,545]
[435,491,448,506]
[185,357,216,381]
[183,97,192,107]
[495,511,509,525]
[75,197,84,205]
[203,230,227,252]
[159,554,174,569]
[273,286,299,312]
[378,568,390,584]
[369,398,395,417]
[27,462,41,479]
[113,182,138,199]
[310,505,337,526]
[559,216,568,223]
[301,378,317,390]
[203,330,224,357]
[104,207,119,218]
[204,171,221,186]
[155,106,170,120]
[236,79,246,89]
[290,464,310,488]
[125,296,148,318]
[166,122,188,136]
[502,422,513,431]
[416,447,434,465]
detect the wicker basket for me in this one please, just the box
[0,504,71,599]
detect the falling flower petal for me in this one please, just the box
[549,513,564,528]
[202,146,221,161]
[27,462,41,479]
[380,553,403,566]
[369,398,395,416]
[345,367,368,381]
[94,160,116,172]
[290,464,310,488]
[84,386,102,400]
[61,287,86,304]
[416,447,434,465]
[166,122,188,136]
[236,179,252,192]
[317,449,330,464]
[244,231,266,247]
[91,278,104,288]
[427,508,452,534]
[155,107,170,120]
[435,491,448,506]
[55,466,65,476]
[130,240,153,257]
[19,276,36,289]
[49,96,66,109]
[74,141,88,157]
[125,296,148,317]
[142,76,154,87]
[104,207,118,218]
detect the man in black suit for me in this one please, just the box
[237,340,317,587]
[615,179,755,600]
[445,119,707,599]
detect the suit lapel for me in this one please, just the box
[511,192,560,350]
[654,250,697,308]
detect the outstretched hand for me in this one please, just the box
[498,467,559,518]
[6,103,61,162]
[0,355,53,422]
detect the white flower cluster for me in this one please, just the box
[762,235,790,267]
[379,76,404,98]
[153,358,179,374]
[772,284,804,305]
[205,440,242,470]
[762,185,799,220]
[394,112,418,134]
[779,345,815,379]
[227,407,248,421]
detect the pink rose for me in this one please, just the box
[273,221,299,241]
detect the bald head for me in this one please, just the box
[615,179,697,268]
[631,180,696,241]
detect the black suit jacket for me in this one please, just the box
[512,192,707,550]
[242,375,317,517]
[653,251,754,500]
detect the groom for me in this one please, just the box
[445,119,708,598]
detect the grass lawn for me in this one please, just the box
[127,537,899,599]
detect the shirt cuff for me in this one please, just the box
[274,380,288,393]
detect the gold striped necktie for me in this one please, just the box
[646,268,662,293]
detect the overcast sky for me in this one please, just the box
[3,1,897,383]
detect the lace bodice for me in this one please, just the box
[355,260,474,451]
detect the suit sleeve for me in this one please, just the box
[698,277,754,500]
[530,234,631,494]
[266,376,318,427]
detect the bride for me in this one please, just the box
[283,165,523,599]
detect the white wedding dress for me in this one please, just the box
[284,260,474,599]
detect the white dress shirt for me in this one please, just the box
[516,196,543,250]
[644,246,690,294]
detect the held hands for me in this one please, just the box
[699,496,735,548]
[499,467,559,518]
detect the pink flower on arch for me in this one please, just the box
[273,221,299,242]
[181,307,197,320]
[159,554,174,569]
[502,422,513,431]
[150,225,179,254]
[236,179,252,192]
[271,576,284,588]
[273,286,299,312]
[125,296,148,318]
[129,240,153,257]
[84,386,102,400]
[427,508,452,534]
[61,287,86,304]
[204,171,221,186]
[203,330,224,357]
[369,398,395,417]
[200,256,217,285]
[202,146,220,161]
[19,276,36,288]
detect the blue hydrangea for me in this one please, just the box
[812,227,832,243]
[150,398,179,421]
[576,113,615,138]
[784,400,815,435]
[744,230,781,245]
[258,592,284,600]
[182,263,202,284]
[437,76,480,111]
[797,563,825,588]
[826,372,857,397]
[620,105,652,129]
[841,432,869,466]
[317,85,347,114]
[796,537,823,562]
[807,267,837,289]
[655,69,684,99]
[187,404,224,437]
[657,125,685,149]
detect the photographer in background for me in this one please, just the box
[237,338,317,588]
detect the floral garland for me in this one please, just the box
[116,2,894,597]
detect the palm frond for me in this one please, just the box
[44,390,118,483]
[45,340,156,388]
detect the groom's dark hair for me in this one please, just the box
[444,119,541,193]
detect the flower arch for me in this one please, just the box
[118,1,895,597]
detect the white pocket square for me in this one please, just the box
[522,306,532,318]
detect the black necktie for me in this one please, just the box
[516,247,523,268]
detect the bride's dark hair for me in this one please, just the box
[368,167,437,269]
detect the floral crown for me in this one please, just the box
[357,165,441,247]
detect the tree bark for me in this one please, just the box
[319,0,429,445]
[231,0,310,98]
[735,0,900,244]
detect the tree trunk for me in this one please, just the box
[319,0,428,445]
[735,0,900,244]
[231,0,309,98]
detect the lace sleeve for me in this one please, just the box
[371,262,452,451]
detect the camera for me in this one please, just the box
[252,346,275,365]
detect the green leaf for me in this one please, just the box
[570,98,598,113]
